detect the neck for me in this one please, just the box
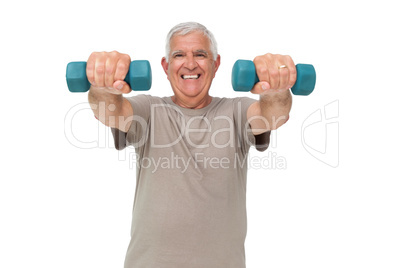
[171,95,212,109]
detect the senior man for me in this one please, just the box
[87,22,294,268]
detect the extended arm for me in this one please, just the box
[247,53,295,134]
[86,51,134,132]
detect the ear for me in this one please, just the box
[161,57,169,76]
[213,54,221,78]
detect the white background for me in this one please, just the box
[1,0,401,267]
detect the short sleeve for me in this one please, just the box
[110,94,152,150]
[233,97,270,153]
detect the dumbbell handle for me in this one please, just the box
[231,60,316,96]
[66,60,152,92]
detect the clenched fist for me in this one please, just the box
[86,51,132,95]
[251,53,297,95]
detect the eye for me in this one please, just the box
[195,53,207,58]
[173,53,184,58]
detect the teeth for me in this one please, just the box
[182,74,200,80]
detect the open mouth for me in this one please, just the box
[181,74,201,80]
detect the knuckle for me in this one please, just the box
[96,51,106,59]
[95,64,105,74]
[117,61,129,73]
[258,67,268,75]
[264,53,274,58]
[283,55,291,63]
[270,70,279,80]
[89,51,100,58]
[253,55,262,63]
[253,54,267,64]
[257,67,269,81]
[121,53,131,62]
[105,65,114,75]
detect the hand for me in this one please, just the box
[86,51,132,95]
[250,53,297,95]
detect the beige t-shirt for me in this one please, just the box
[113,95,269,268]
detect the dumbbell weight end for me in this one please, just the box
[292,64,316,96]
[66,62,90,93]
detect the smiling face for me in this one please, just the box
[161,31,220,109]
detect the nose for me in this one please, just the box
[184,54,197,70]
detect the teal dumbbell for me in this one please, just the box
[231,60,316,95]
[66,60,152,92]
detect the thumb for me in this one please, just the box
[250,81,270,95]
[113,80,132,94]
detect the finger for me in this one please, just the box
[284,55,297,88]
[94,54,106,87]
[104,57,117,88]
[114,56,131,83]
[113,56,131,92]
[278,66,290,90]
[86,52,97,85]
[252,54,273,94]
[113,80,131,94]
[266,57,280,90]
[254,57,269,80]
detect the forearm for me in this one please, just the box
[259,89,292,130]
[88,86,125,128]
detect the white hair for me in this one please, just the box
[165,22,218,61]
